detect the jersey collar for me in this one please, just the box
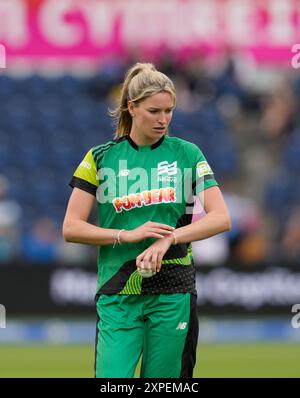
[126,134,165,151]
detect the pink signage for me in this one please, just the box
[0,0,299,67]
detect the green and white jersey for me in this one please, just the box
[70,134,218,295]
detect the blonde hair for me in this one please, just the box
[110,62,176,139]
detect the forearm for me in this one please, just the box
[173,211,231,245]
[63,220,119,246]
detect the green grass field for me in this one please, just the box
[0,342,299,378]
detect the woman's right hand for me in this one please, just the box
[121,221,174,244]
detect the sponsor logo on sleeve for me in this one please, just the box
[196,161,213,178]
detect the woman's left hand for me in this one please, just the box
[136,235,174,273]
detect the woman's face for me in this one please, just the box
[129,92,175,143]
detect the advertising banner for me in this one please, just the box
[1,264,300,315]
[0,0,299,66]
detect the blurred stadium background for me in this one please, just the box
[0,0,300,378]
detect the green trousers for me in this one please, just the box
[95,293,198,378]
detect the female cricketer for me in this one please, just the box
[62,62,231,378]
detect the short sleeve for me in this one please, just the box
[191,145,218,195]
[69,149,99,196]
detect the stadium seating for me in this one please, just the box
[0,74,238,232]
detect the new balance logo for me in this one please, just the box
[157,161,177,176]
[176,322,187,330]
[118,169,130,177]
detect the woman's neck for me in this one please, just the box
[129,131,160,147]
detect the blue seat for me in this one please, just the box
[283,131,300,174]
[0,76,15,97]
[264,173,298,222]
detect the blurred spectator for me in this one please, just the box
[57,240,94,266]
[88,55,127,100]
[280,205,300,264]
[260,79,297,144]
[192,196,229,266]
[0,175,22,262]
[180,53,215,104]
[57,206,97,265]
[172,75,200,113]
[192,234,230,266]
[21,217,60,264]
[156,45,179,78]
[192,181,268,266]
[224,190,268,265]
